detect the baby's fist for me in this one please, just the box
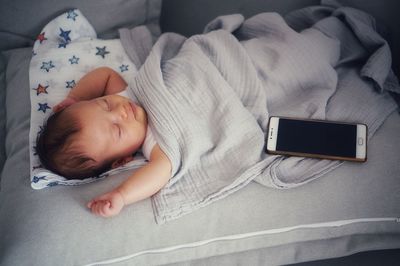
[87,190,125,217]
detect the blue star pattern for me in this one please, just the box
[47,182,59,187]
[59,28,71,42]
[38,126,44,135]
[40,61,55,72]
[58,40,69,48]
[32,175,47,183]
[67,10,79,21]
[96,46,110,58]
[38,103,51,113]
[66,80,76,88]
[69,55,79,64]
[120,64,129,72]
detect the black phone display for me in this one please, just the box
[266,117,367,162]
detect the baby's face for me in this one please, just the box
[66,94,147,165]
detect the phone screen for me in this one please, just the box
[277,118,357,158]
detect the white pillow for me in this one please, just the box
[29,9,146,189]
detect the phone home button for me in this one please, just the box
[358,137,364,145]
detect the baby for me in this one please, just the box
[36,67,172,218]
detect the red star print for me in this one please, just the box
[37,32,47,44]
[33,84,49,95]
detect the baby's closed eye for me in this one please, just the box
[114,124,121,137]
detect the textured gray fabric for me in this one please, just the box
[119,26,155,69]
[160,0,400,76]
[0,54,6,180]
[121,6,398,223]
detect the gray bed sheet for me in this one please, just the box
[0,47,399,266]
[0,54,6,178]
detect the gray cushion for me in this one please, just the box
[0,54,6,177]
[0,0,161,51]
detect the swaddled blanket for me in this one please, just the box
[121,2,399,223]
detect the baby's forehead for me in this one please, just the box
[66,99,102,117]
[69,99,97,109]
[66,127,105,163]
[63,103,101,136]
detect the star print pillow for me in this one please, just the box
[29,9,147,189]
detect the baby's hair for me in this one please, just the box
[36,108,111,180]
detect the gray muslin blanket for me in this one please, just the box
[119,1,399,223]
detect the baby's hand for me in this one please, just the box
[53,96,77,112]
[87,190,125,218]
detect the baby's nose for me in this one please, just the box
[115,104,128,120]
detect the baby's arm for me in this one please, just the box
[87,144,172,217]
[54,67,127,112]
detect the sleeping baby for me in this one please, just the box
[36,67,172,217]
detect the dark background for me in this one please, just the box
[160,0,400,76]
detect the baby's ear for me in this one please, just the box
[111,156,134,169]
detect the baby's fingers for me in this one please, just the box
[100,202,113,217]
[53,97,77,112]
[90,201,112,217]
[53,104,64,113]
[87,199,95,209]
[53,102,69,113]
[94,201,106,215]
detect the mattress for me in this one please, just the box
[0,48,399,265]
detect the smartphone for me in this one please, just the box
[266,116,367,162]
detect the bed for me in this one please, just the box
[1,0,399,265]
